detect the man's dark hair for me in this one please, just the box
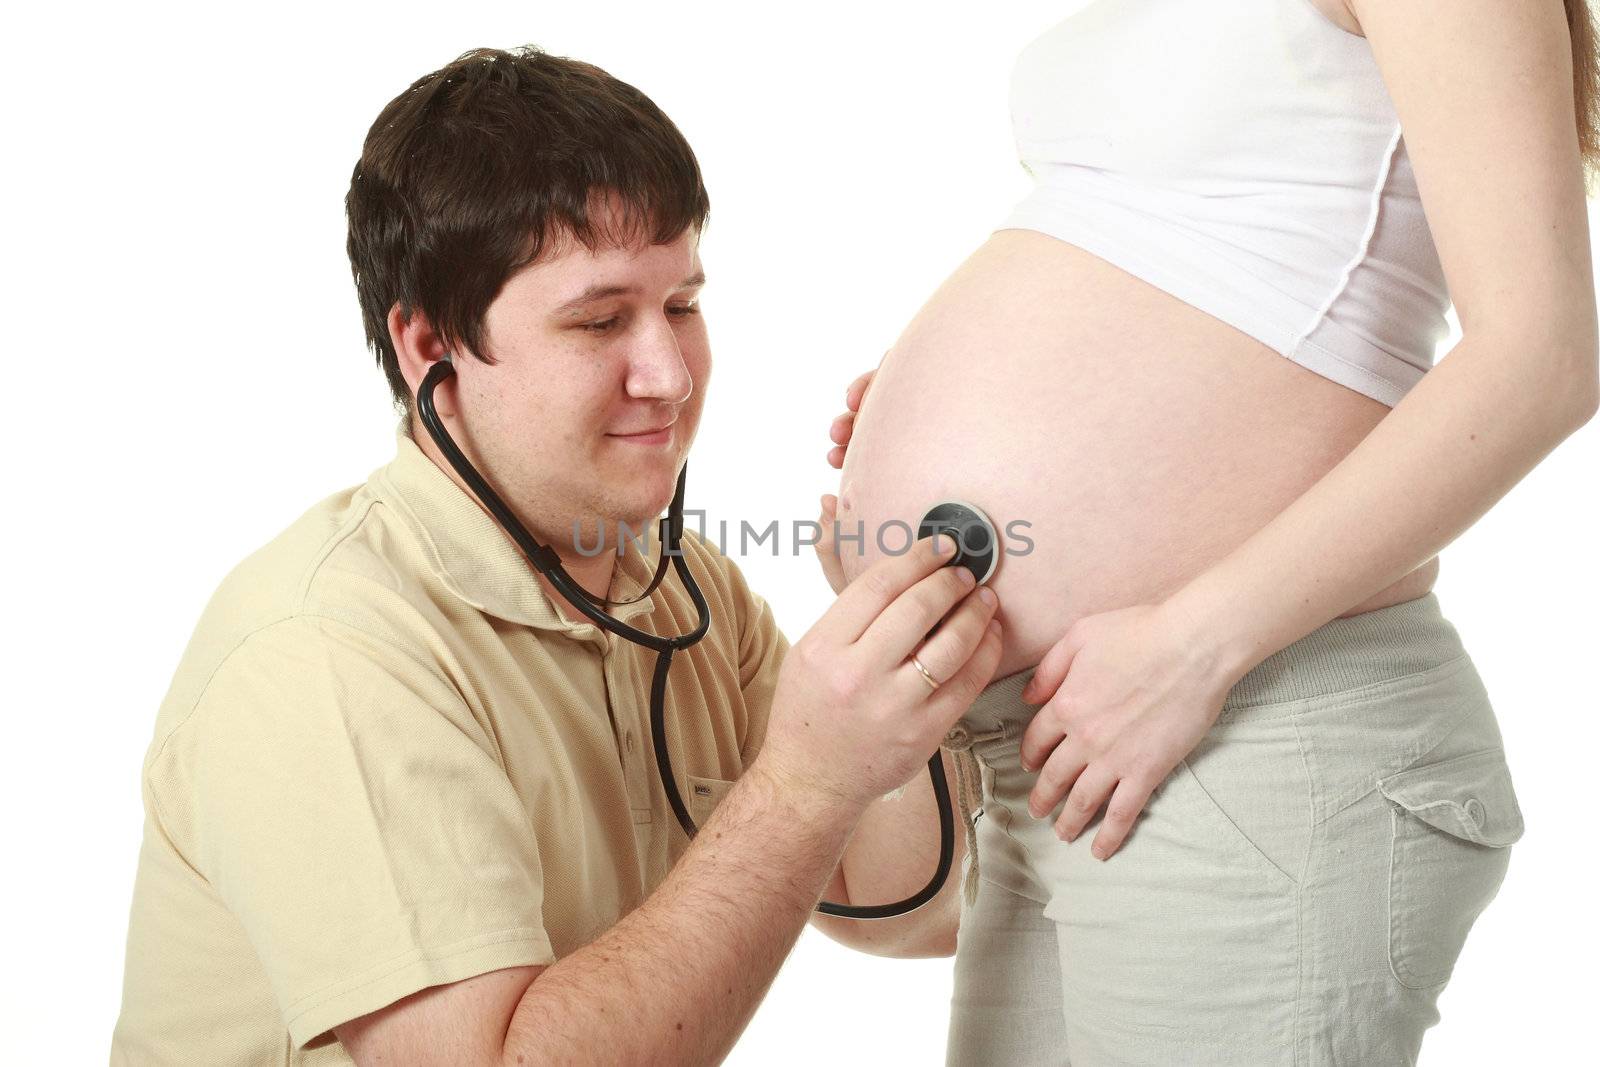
[345,45,711,432]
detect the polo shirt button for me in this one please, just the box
[626,730,635,752]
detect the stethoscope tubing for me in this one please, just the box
[416,354,953,919]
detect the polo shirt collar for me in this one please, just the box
[374,418,661,632]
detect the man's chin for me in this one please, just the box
[609,479,683,535]
[590,445,688,528]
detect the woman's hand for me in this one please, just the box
[1017,602,1237,860]
[825,367,877,469]
[817,363,879,593]
[814,493,848,595]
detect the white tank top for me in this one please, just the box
[999,0,1450,406]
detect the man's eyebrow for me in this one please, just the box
[553,270,706,317]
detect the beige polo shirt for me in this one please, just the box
[111,418,787,1064]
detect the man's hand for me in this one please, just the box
[758,531,1003,810]
[334,536,1002,1067]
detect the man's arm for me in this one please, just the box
[334,532,1003,1065]
[808,749,965,959]
[336,762,857,1066]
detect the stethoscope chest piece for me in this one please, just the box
[917,499,1000,585]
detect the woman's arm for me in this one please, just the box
[1168,322,1595,684]
[1169,0,1599,681]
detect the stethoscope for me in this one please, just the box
[417,352,996,919]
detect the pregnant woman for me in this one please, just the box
[817,1,1598,1064]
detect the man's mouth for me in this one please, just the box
[608,421,676,445]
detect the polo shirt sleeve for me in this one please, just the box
[721,556,789,768]
[178,614,555,1050]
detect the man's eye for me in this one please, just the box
[578,303,696,332]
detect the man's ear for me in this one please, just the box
[388,302,456,414]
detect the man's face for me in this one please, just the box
[449,220,709,550]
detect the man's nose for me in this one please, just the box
[623,320,693,404]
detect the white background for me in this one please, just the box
[5,1,1597,1063]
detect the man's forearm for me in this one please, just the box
[501,762,860,1066]
[810,750,964,957]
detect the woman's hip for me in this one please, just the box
[956,592,1526,885]
[956,591,1522,824]
[946,591,1526,1061]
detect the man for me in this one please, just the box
[110,45,999,1065]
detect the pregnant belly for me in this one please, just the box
[836,228,1439,679]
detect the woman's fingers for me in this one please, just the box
[826,411,857,469]
[1049,761,1119,842]
[846,368,876,412]
[1068,775,1155,859]
[826,365,876,469]
[1021,623,1087,705]
[1029,737,1160,859]
[1028,730,1088,818]
[814,495,848,595]
[1020,690,1075,772]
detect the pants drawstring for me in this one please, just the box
[941,721,1008,905]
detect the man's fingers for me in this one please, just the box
[858,558,977,665]
[829,411,855,446]
[904,585,998,688]
[925,618,1004,728]
[823,532,960,644]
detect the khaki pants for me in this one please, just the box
[946,592,1524,1066]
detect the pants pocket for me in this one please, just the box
[1376,746,1525,988]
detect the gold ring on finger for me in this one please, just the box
[909,653,941,692]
